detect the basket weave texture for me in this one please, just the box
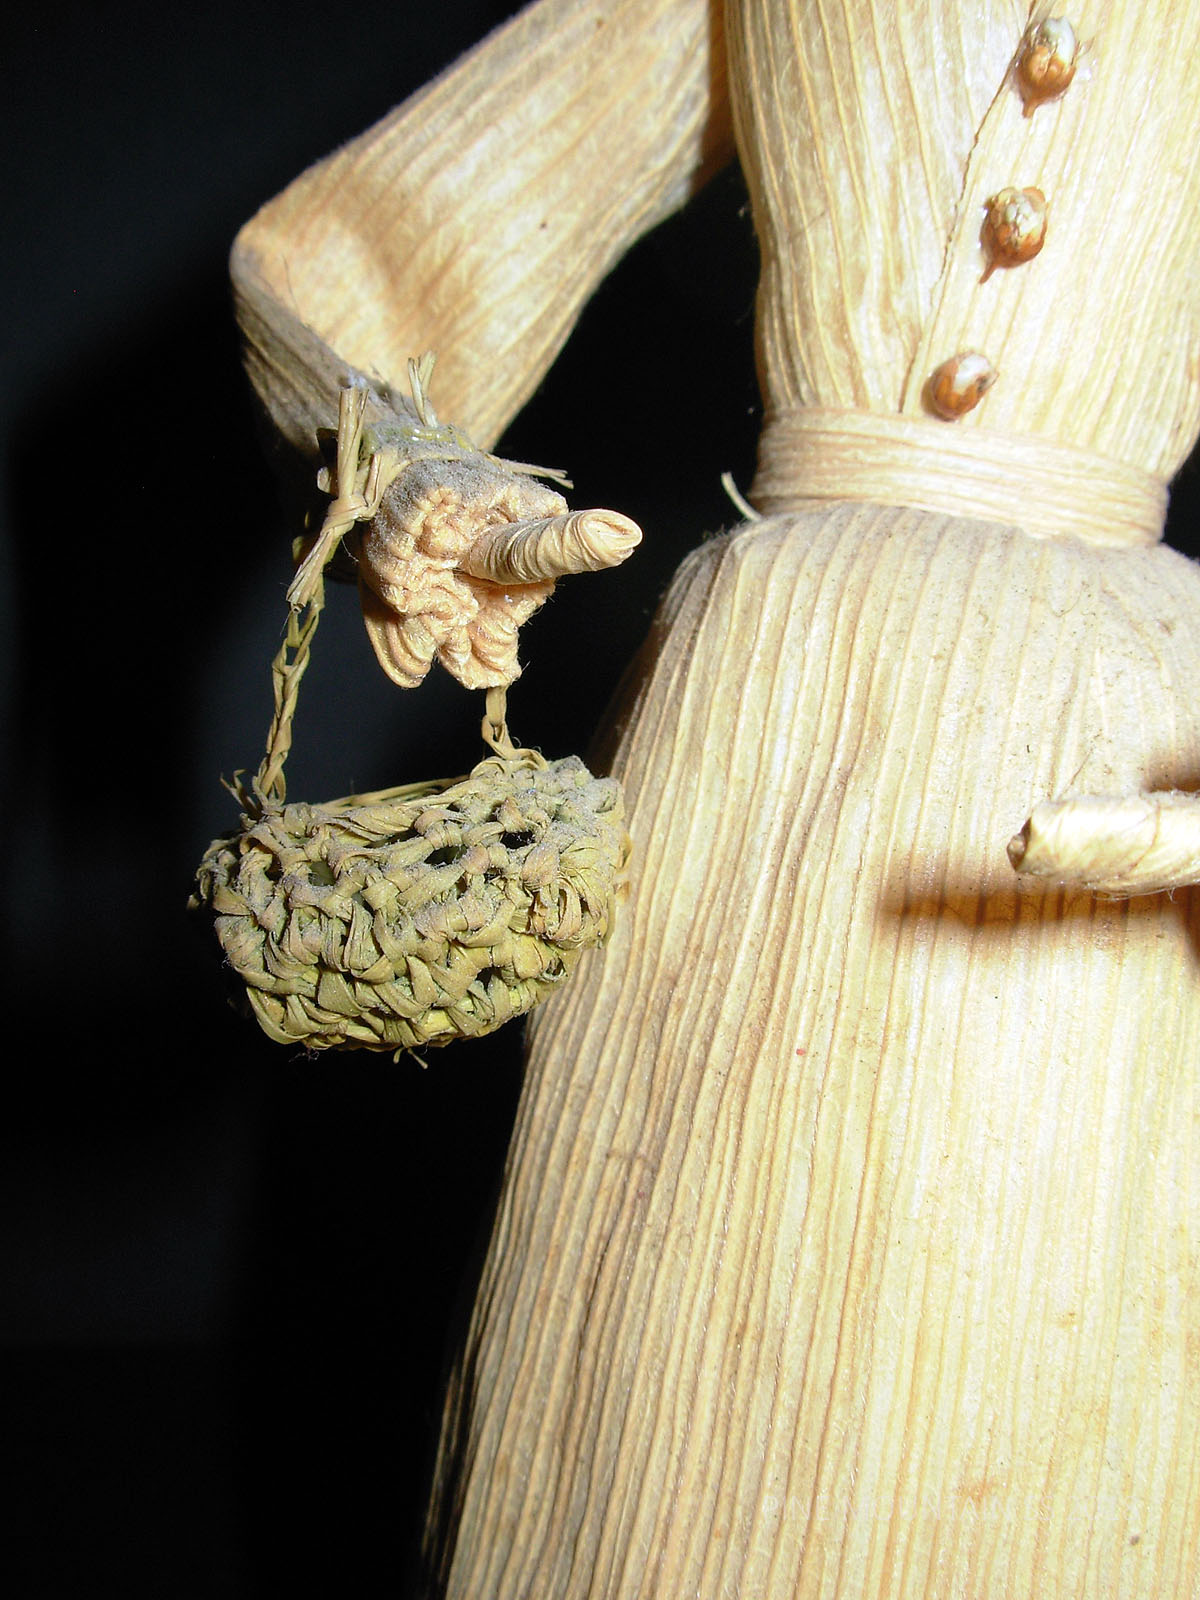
[194,754,628,1054]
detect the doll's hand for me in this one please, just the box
[292,362,641,693]
[358,447,640,691]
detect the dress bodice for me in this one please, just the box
[726,0,1200,484]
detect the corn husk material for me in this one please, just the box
[193,753,629,1055]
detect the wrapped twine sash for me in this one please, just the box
[752,409,1167,547]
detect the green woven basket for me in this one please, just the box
[194,754,628,1054]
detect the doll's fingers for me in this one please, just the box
[459,509,642,586]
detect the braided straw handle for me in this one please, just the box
[247,384,376,809]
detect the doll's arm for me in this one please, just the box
[231,0,731,463]
[1009,791,1200,896]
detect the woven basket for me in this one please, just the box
[194,752,628,1055]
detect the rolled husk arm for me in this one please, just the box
[231,0,732,465]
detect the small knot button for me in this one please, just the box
[927,352,998,420]
[1016,18,1079,115]
[981,187,1048,281]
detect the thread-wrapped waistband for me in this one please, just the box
[752,409,1167,547]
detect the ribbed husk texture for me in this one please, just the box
[426,504,1200,1600]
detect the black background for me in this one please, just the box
[7,6,1200,1597]
[2,3,761,1594]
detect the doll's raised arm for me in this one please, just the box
[231,0,732,464]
